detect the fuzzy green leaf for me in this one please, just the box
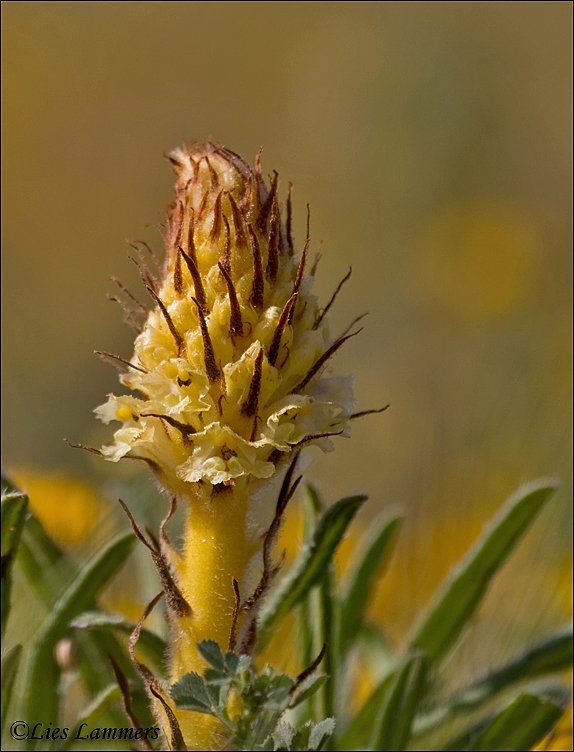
[254,736,276,751]
[1,643,22,737]
[466,693,564,751]
[171,672,212,713]
[308,718,336,750]
[411,481,557,664]
[262,674,295,710]
[25,533,136,735]
[340,513,401,653]
[257,494,367,651]
[291,675,328,707]
[1,490,28,638]
[71,610,168,677]
[272,722,297,750]
[204,668,230,685]
[370,651,428,751]
[197,639,225,671]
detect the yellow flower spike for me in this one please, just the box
[95,141,359,749]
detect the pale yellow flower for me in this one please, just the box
[95,142,361,749]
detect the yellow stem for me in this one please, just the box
[169,487,260,750]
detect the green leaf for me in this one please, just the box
[306,484,323,516]
[1,489,28,638]
[1,643,22,737]
[70,610,167,677]
[254,735,276,751]
[466,694,564,751]
[411,481,557,664]
[204,668,230,685]
[414,623,573,738]
[263,674,296,710]
[291,675,328,707]
[357,621,396,679]
[197,639,225,671]
[257,494,367,651]
[17,511,139,710]
[17,513,74,607]
[370,651,428,751]
[61,684,121,751]
[272,722,297,750]
[308,718,336,750]
[340,513,401,653]
[338,672,395,750]
[171,672,212,713]
[316,562,339,729]
[296,488,323,719]
[236,654,251,673]
[25,533,136,734]
[224,651,240,674]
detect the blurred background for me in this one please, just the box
[2,0,572,687]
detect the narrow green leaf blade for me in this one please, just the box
[25,533,136,731]
[338,672,395,751]
[340,513,401,652]
[71,611,167,676]
[1,490,28,638]
[61,684,121,751]
[257,494,367,651]
[18,513,75,608]
[467,694,564,751]
[370,651,428,751]
[1,643,22,737]
[414,623,573,738]
[292,675,329,707]
[411,481,557,663]
[306,484,323,515]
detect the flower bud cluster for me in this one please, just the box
[96,142,356,501]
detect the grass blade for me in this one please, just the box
[410,481,557,664]
[1,644,22,737]
[340,513,401,653]
[61,684,121,751]
[257,494,367,651]
[17,514,74,607]
[25,533,136,736]
[369,651,428,751]
[414,623,573,738]
[467,693,564,751]
[317,563,339,744]
[71,611,167,676]
[338,672,395,751]
[1,489,28,638]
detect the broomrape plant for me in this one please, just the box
[1,142,572,752]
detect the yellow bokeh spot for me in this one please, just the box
[177,369,190,382]
[9,470,101,545]
[164,362,178,378]
[422,199,539,317]
[533,702,573,751]
[115,407,132,422]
